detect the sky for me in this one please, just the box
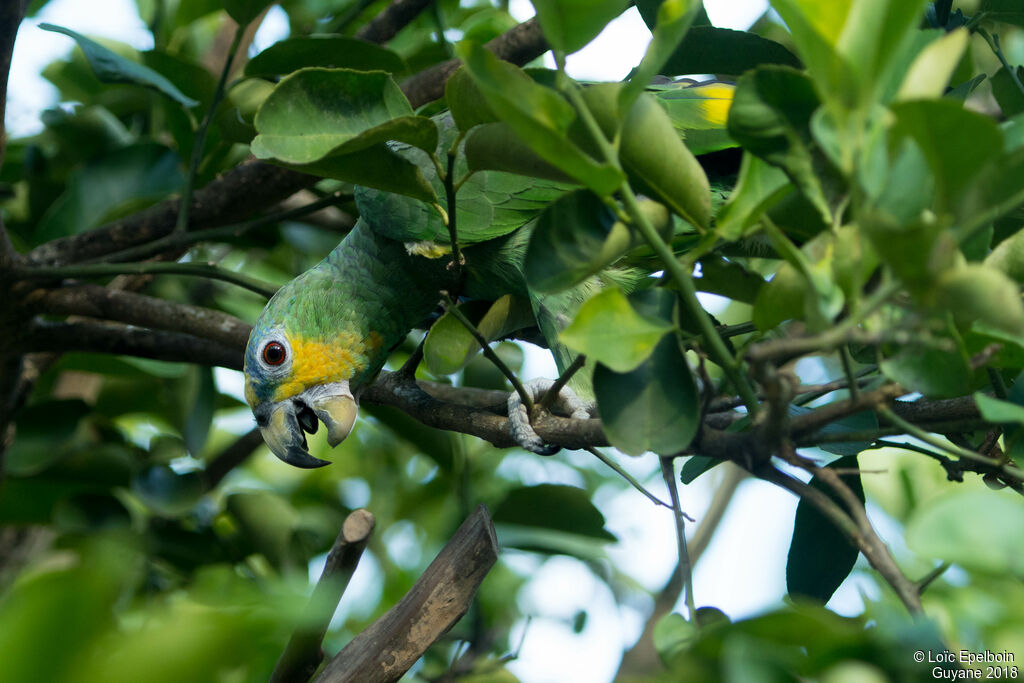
[2,3,894,683]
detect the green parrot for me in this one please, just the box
[243,83,736,468]
[243,126,608,467]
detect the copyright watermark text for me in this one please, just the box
[913,650,1018,679]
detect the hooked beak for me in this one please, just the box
[255,383,358,469]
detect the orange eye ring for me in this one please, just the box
[263,341,286,366]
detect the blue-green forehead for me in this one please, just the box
[244,317,282,403]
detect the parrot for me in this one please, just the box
[243,82,736,469]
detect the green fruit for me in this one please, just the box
[985,227,1024,283]
[935,264,1024,335]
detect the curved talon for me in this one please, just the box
[508,379,592,455]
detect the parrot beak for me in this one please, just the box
[255,383,359,469]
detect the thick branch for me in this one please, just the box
[354,0,432,44]
[25,18,550,268]
[273,509,376,683]
[12,320,242,370]
[28,284,253,349]
[400,17,548,116]
[314,505,497,683]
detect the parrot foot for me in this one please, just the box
[507,379,591,455]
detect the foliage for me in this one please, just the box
[2,0,1024,681]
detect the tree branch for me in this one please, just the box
[313,505,497,683]
[28,284,253,349]
[202,428,264,490]
[273,509,376,683]
[354,0,432,44]
[11,320,243,369]
[24,17,550,269]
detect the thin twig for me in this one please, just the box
[440,293,533,412]
[916,561,951,595]
[100,192,352,264]
[660,457,697,621]
[176,24,246,234]
[537,355,586,413]
[586,447,669,508]
[10,262,278,298]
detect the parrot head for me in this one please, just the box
[242,272,385,469]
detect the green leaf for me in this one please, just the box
[768,0,856,102]
[635,0,710,31]
[222,0,272,26]
[525,190,669,294]
[492,483,616,543]
[184,367,216,458]
[621,0,702,110]
[906,490,1024,576]
[715,153,791,240]
[446,67,498,131]
[727,65,837,223]
[786,455,864,603]
[992,65,1024,118]
[5,400,91,477]
[679,455,723,484]
[464,122,577,183]
[291,143,437,202]
[244,36,406,78]
[653,613,696,665]
[979,0,1024,27]
[660,26,801,77]
[896,28,969,101]
[582,84,711,229]
[891,100,1003,213]
[595,324,699,455]
[934,264,1024,336]
[880,341,972,399]
[39,23,199,108]
[251,68,437,164]
[455,40,623,195]
[560,288,675,372]
[36,143,184,241]
[226,490,301,569]
[529,0,631,54]
[131,465,203,517]
[423,296,536,375]
[974,392,1024,426]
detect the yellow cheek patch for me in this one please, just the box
[692,83,734,127]
[272,331,365,403]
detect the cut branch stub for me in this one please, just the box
[313,504,498,683]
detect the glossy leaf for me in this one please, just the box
[446,67,498,131]
[992,65,1024,118]
[39,23,198,107]
[245,36,405,78]
[493,484,616,558]
[653,613,696,665]
[786,455,864,603]
[223,0,273,26]
[423,296,536,375]
[455,40,623,195]
[560,288,674,372]
[524,190,669,294]
[934,264,1024,336]
[529,0,631,55]
[661,26,800,77]
[880,342,972,399]
[974,392,1024,426]
[251,69,437,164]
[895,28,968,101]
[715,153,791,240]
[892,100,1003,213]
[594,318,699,455]
[464,122,577,183]
[36,143,184,241]
[728,66,836,223]
[288,143,437,202]
[906,490,1024,576]
[583,84,711,229]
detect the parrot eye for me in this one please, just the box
[263,341,286,366]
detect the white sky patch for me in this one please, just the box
[8,0,152,137]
